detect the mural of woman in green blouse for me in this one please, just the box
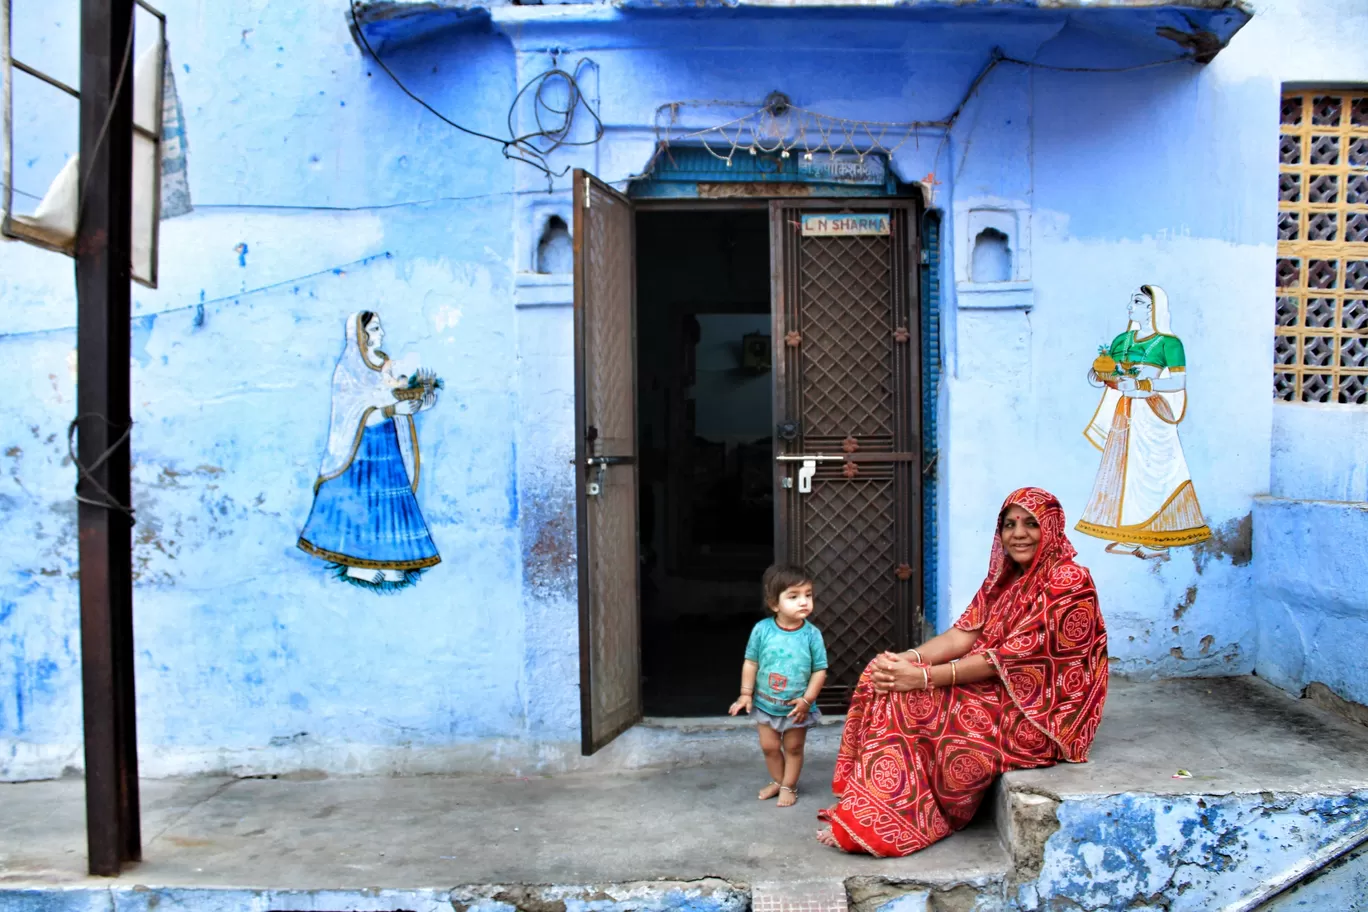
[1078,285,1211,559]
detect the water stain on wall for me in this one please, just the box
[521,481,575,603]
[1191,512,1254,574]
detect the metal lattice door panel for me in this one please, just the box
[799,236,896,440]
[573,171,641,755]
[802,477,899,687]
[772,200,922,711]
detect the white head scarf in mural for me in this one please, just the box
[1125,284,1172,335]
[315,312,417,488]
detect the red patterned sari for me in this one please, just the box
[818,488,1108,857]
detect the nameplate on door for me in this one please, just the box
[800,213,890,237]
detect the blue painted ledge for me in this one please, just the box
[348,0,1253,57]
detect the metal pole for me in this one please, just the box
[77,0,140,876]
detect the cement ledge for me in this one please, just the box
[347,0,1252,56]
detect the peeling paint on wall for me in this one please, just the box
[1018,791,1368,911]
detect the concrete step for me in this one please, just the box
[600,713,847,770]
[995,677,1368,912]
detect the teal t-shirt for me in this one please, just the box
[744,618,829,715]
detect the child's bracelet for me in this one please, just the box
[739,688,753,695]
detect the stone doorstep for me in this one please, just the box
[616,714,847,768]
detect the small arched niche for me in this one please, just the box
[971,228,1012,284]
[536,215,572,274]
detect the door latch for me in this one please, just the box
[583,455,633,498]
[775,453,842,496]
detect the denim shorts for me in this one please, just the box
[750,704,822,733]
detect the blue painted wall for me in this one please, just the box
[1,0,1365,778]
[1239,0,1368,714]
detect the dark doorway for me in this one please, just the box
[636,208,773,716]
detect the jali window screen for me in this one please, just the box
[1276,90,1368,404]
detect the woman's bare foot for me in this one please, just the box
[777,785,798,808]
[816,825,840,848]
[758,781,781,801]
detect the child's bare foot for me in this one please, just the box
[777,785,798,807]
[816,825,840,848]
[758,781,781,800]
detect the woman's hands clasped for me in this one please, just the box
[870,651,930,693]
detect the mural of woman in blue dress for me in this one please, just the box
[298,311,441,591]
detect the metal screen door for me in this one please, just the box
[573,170,642,755]
[772,199,922,711]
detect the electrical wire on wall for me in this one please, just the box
[348,0,602,187]
[652,47,1199,204]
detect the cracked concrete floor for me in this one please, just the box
[0,759,1008,889]
[4,677,1367,891]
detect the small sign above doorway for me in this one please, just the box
[795,154,887,186]
[800,213,891,237]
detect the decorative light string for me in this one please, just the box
[657,93,946,170]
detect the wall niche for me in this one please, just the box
[536,215,572,274]
[971,227,1012,284]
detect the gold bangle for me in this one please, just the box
[1138,379,1153,392]
[950,659,959,687]
[383,404,396,418]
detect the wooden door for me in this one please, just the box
[573,171,641,754]
[771,200,922,710]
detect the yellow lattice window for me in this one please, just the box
[1276,89,1368,404]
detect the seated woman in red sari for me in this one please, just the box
[817,487,1108,856]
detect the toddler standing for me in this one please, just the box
[728,564,828,808]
